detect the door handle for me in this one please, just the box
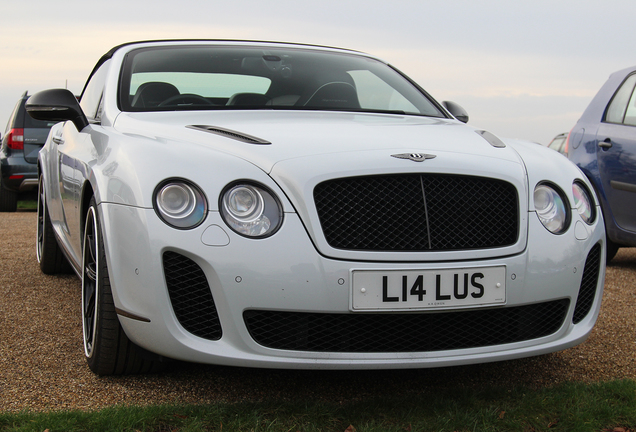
[598,138,612,150]
[52,136,64,145]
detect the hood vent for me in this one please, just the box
[475,130,506,148]
[187,125,271,145]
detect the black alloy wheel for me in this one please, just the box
[82,203,99,360]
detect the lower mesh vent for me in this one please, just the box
[244,300,569,352]
[573,243,602,324]
[163,251,222,340]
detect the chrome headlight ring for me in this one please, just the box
[533,182,570,234]
[220,182,283,238]
[154,179,208,229]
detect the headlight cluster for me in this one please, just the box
[220,183,283,238]
[154,179,283,237]
[533,181,595,234]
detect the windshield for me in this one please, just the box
[119,45,445,117]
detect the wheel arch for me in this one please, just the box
[79,180,96,243]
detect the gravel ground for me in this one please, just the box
[1,211,635,413]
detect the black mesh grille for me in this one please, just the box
[573,243,602,324]
[314,174,519,251]
[163,251,222,340]
[244,300,569,353]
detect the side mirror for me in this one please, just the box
[442,101,469,124]
[26,89,89,131]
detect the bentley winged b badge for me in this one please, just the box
[391,153,437,162]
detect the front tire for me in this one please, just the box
[0,177,17,212]
[606,236,620,263]
[82,197,164,375]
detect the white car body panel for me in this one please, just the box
[33,40,607,371]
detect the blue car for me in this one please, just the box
[568,66,636,261]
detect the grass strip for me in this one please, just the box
[17,200,37,210]
[1,379,635,431]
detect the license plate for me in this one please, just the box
[351,266,506,310]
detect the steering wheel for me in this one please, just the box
[158,94,213,107]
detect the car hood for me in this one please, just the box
[114,110,525,173]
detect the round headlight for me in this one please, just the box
[154,180,207,229]
[572,182,596,225]
[221,183,283,238]
[225,186,264,222]
[534,183,569,234]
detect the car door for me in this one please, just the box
[596,73,636,234]
[53,121,88,265]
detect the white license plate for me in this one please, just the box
[351,266,506,310]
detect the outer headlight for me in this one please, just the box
[220,182,283,238]
[572,182,596,225]
[154,179,207,229]
[534,183,570,234]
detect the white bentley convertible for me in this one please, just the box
[27,40,606,375]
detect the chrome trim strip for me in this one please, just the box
[116,307,151,323]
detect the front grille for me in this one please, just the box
[163,251,222,340]
[572,243,602,324]
[314,174,519,251]
[244,300,569,353]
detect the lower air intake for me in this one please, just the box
[244,300,568,352]
[163,251,222,340]
[572,243,602,324]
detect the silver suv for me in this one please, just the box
[1,91,56,211]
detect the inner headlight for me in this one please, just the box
[154,179,207,229]
[221,183,283,238]
[572,182,596,225]
[534,183,570,234]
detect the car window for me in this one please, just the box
[548,136,566,153]
[23,114,57,129]
[349,70,419,113]
[119,45,444,118]
[80,60,111,121]
[606,74,636,124]
[624,83,636,126]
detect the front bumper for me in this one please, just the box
[99,203,606,369]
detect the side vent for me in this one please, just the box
[572,243,602,324]
[163,251,222,340]
[187,125,271,144]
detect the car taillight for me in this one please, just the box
[7,128,24,150]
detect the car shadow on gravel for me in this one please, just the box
[93,352,578,407]
[608,248,636,270]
